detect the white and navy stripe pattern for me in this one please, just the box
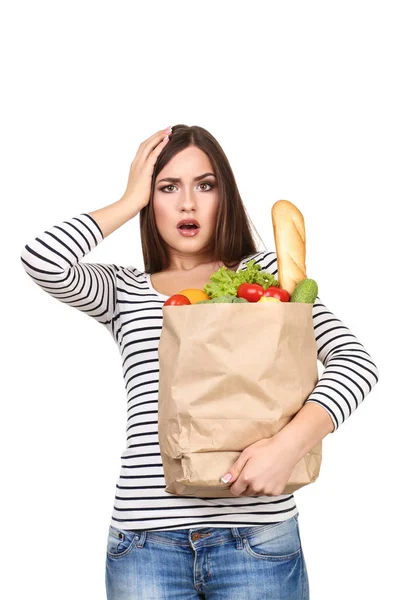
[20,213,379,532]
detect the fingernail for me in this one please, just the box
[221,473,232,483]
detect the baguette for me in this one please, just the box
[271,200,307,295]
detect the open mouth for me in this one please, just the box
[177,224,200,236]
[178,224,199,230]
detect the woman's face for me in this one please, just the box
[153,146,220,270]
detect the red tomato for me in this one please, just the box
[237,283,265,302]
[262,286,290,302]
[163,294,191,306]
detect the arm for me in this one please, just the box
[220,251,381,494]
[273,402,334,466]
[20,195,142,333]
[258,251,380,435]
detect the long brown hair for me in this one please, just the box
[140,124,266,274]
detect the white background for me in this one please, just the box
[2,1,398,598]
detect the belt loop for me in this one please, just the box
[231,527,244,550]
[134,531,147,548]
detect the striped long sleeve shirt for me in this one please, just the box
[20,213,380,532]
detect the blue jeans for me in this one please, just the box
[105,513,310,599]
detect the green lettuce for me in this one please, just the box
[203,259,279,299]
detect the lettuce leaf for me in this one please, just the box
[203,259,279,299]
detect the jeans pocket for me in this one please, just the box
[107,525,136,559]
[243,516,301,561]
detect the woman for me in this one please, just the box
[20,124,379,599]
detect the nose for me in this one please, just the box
[177,182,200,206]
[179,192,197,210]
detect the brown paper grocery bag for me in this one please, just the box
[158,302,322,497]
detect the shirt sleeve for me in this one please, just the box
[257,250,380,433]
[20,212,120,333]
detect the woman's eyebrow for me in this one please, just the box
[157,172,216,183]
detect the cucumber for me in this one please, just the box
[289,278,318,303]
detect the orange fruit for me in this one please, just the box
[178,288,210,304]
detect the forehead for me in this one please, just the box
[156,146,214,181]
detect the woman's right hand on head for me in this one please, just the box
[122,126,172,210]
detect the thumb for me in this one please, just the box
[221,454,247,484]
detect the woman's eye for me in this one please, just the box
[161,184,176,192]
[159,182,215,193]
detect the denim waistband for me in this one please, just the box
[120,514,299,550]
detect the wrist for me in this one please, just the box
[118,194,145,219]
[273,403,334,464]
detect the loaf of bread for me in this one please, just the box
[271,200,307,295]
